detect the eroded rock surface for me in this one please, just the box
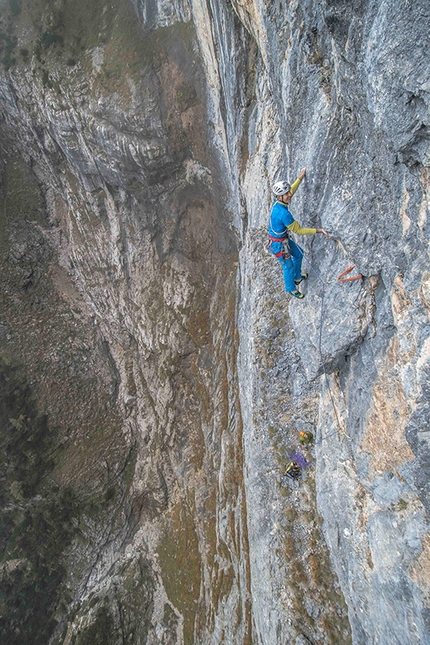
[0,0,429,644]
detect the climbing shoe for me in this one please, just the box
[294,273,308,285]
[290,289,305,299]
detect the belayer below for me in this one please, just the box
[268,168,327,299]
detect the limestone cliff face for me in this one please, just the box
[0,2,247,644]
[0,1,429,645]
[229,2,430,644]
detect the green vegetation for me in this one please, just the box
[158,499,201,645]
[0,1,19,68]
[41,67,53,88]
[73,605,116,645]
[0,29,17,69]
[35,30,65,62]
[0,358,79,645]
[40,31,64,49]
[9,0,22,16]
[391,498,408,512]
[307,29,331,96]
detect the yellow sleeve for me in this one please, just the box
[289,177,302,196]
[287,220,316,235]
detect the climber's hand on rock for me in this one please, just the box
[299,167,306,180]
[317,228,329,236]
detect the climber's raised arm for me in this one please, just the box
[267,168,328,299]
[289,167,306,197]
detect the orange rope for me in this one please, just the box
[337,265,363,282]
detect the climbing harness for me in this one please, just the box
[268,233,288,242]
[338,265,363,283]
[265,234,292,259]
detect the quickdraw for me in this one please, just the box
[282,239,291,259]
[337,265,363,282]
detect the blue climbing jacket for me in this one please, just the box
[268,201,294,240]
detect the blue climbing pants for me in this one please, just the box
[270,238,304,293]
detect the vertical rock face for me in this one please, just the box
[0,2,248,644]
[0,1,429,645]
[228,0,430,643]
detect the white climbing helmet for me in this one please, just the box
[272,180,291,196]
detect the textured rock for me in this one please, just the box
[229,0,430,642]
[0,2,248,644]
[0,0,429,644]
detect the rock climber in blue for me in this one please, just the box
[268,168,327,299]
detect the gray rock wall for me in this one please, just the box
[0,2,249,643]
[0,0,429,644]
[218,0,430,643]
